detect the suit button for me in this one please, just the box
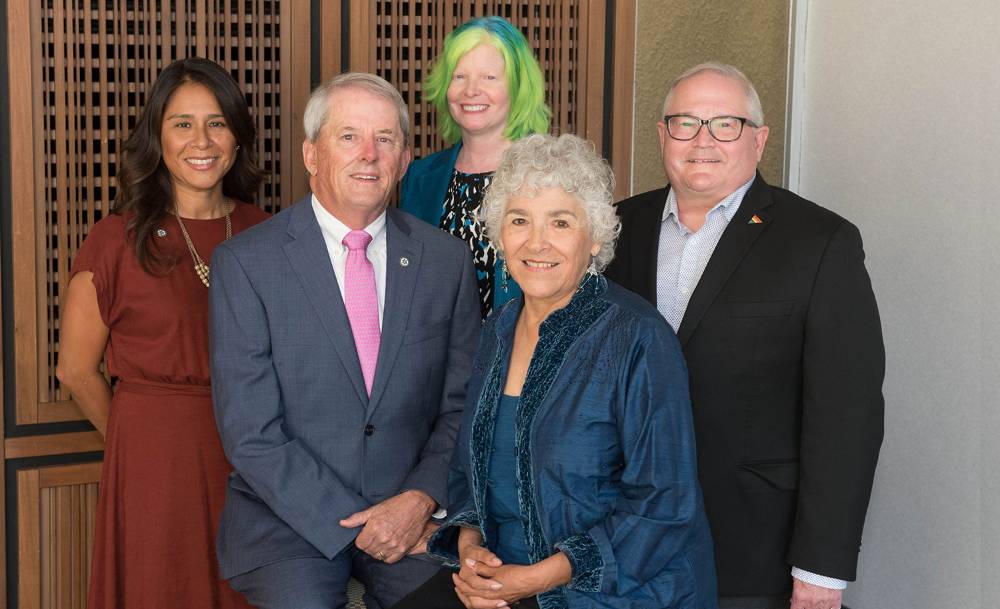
[364,424,375,436]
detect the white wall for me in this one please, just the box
[793,2,1000,607]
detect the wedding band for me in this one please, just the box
[376,551,386,561]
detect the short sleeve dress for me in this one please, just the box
[72,202,270,609]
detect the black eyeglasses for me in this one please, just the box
[663,114,759,142]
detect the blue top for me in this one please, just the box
[399,143,522,314]
[486,394,532,565]
[428,275,718,609]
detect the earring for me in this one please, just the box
[501,260,509,292]
[235,144,241,151]
[587,256,598,277]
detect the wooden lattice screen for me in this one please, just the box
[7,0,311,424]
[5,0,632,425]
[17,462,102,609]
[343,1,609,161]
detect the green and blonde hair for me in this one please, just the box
[423,16,551,144]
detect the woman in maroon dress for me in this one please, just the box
[56,58,269,609]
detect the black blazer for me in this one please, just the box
[606,174,885,596]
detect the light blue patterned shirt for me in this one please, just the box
[655,178,754,330]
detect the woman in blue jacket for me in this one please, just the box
[400,16,550,318]
[393,135,717,609]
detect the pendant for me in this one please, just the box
[194,261,211,288]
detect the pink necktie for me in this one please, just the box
[342,230,380,396]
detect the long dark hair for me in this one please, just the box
[113,57,264,273]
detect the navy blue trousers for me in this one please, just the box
[230,548,440,609]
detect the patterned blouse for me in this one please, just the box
[439,169,497,319]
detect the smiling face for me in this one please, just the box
[160,81,237,200]
[447,43,511,141]
[501,187,601,314]
[303,86,411,228]
[658,70,769,208]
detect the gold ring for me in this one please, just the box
[376,551,386,561]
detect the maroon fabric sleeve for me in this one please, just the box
[70,214,127,328]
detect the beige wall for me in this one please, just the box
[796,1,1000,606]
[631,1,790,195]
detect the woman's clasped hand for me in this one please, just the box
[453,527,570,608]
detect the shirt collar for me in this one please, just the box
[662,176,757,228]
[311,194,387,250]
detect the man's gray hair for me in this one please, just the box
[303,72,410,143]
[479,133,621,273]
[661,62,765,126]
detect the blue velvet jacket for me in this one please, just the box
[399,143,522,308]
[428,276,718,609]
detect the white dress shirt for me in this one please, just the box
[312,195,387,327]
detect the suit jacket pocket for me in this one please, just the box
[730,301,794,318]
[737,459,799,491]
[403,317,451,346]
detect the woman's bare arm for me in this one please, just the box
[56,272,112,436]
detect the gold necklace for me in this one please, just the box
[174,199,233,288]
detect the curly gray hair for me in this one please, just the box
[478,133,620,273]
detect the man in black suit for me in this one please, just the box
[605,62,884,609]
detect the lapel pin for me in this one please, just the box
[748,214,764,225]
[399,257,410,267]
[156,228,168,237]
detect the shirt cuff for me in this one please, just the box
[791,567,848,590]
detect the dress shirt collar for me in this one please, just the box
[662,176,756,232]
[311,194,387,250]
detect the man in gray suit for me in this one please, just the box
[210,72,480,609]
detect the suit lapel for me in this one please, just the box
[676,174,774,347]
[283,199,369,404]
[366,209,422,416]
[634,188,668,303]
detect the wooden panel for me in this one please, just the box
[318,1,343,79]
[17,463,102,609]
[8,0,42,427]
[6,0,311,425]
[347,1,608,162]
[17,470,41,609]
[283,0,313,202]
[38,462,104,488]
[580,1,605,147]
[349,1,375,75]
[611,2,636,198]
[0,180,7,609]
[4,433,105,460]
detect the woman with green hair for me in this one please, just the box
[400,16,551,319]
